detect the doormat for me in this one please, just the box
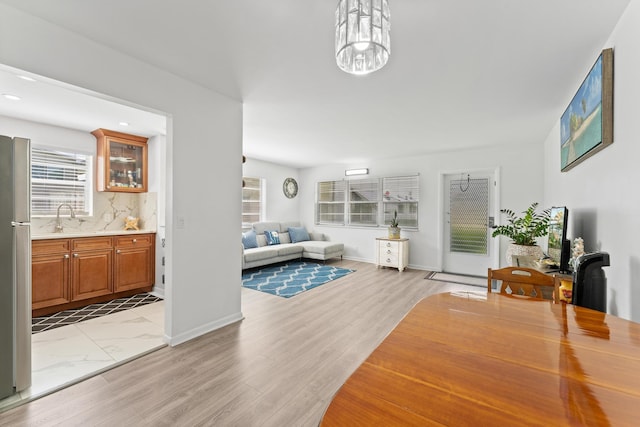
[242,261,354,298]
[425,271,487,288]
[32,293,163,334]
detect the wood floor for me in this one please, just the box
[1,260,480,426]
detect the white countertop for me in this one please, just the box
[32,229,156,240]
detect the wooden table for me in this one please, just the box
[320,292,640,426]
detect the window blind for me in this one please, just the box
[31,147,91,216]
[242,177,263,229]
[382,175,419,228]
[315,174,419,229]
[348,178,379,226]
[316,180,346,225]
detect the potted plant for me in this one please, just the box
[388,210,401,239]
[491,202,550,265]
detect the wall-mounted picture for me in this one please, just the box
[560,48,613,172]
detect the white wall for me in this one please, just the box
[243,157,300,222]
[299,144,544,271]
[0,4,243,344]
[543,0,640,321]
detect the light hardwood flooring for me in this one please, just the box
[0,260,481,426]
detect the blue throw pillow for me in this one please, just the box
[288,226,310,243]
[264,230,280,246]
[242,230,258,249]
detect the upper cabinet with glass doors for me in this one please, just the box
[92,128,148,192]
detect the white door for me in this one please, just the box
[442,171,496,276]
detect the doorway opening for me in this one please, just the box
[0,63,170,412]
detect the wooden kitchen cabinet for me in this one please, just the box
[32,239,70,310]
[70,237,113,301]
[114,234,155,292]
[32,233,156,317]
[92,128,148,193]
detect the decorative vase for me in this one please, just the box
[388,226,401,239]
[505,243,543,266]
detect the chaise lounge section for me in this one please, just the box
[242,221,344,270]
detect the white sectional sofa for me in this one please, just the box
[242,221,344,270]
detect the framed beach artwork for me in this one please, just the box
[560,48,613,172]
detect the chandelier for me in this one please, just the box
[335,0,391,75]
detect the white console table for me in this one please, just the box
[375,237,409,272]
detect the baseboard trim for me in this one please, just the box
[165,311,245,346]
[342,256,437,272]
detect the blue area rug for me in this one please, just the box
[242,261,355,298]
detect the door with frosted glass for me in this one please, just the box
[442,172,496,276]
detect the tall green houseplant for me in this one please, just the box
[491,202,550,245]
[492,202,550,265]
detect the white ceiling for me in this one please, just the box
[0,0,631,168]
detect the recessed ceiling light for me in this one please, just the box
[119,122,130,126]
[17,75,36,82]
[2,94,21,101]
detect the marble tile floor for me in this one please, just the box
[0,301,166,413]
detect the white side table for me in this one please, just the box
[376,237,409,272]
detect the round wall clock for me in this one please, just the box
[283,177,298,198]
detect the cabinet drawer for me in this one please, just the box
[114,234,153,248]
[380,240,399,250]
[379,245,399,257]
[380,253,399,266]
[32,239,70,255]
[71,237,113,252]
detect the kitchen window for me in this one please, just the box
[31,146,92,217]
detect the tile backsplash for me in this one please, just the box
[32,192,157,235]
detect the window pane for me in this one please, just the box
[383,202,418,227]
[383,175,419,228]
[349,179,378,226]
[316,203,345,225]
[31,147,91,216]
[317,180,346,225]
[349,203,378,225]
[318,181,346,202]
[383,175,419,202]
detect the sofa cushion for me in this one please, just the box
[242,230,258,249]
[301,241,344,255]
[256,234,267,247]
[288,226,310,243]
[264,230,281,245]
[244,246,280,263]
[279,232,291,244]
[277,243,304,257]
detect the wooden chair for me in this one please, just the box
[487,267,558,302]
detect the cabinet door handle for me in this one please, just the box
[387,250,391,254]
[132,239,137,243]
[116,249,121,254]
[73,253,79,258]
[63,254,69,259]
[386,258,391,263]
[386,243,391,247]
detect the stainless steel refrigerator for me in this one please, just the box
[0,135,32,400]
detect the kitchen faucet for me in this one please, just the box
[55,203,76,232]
